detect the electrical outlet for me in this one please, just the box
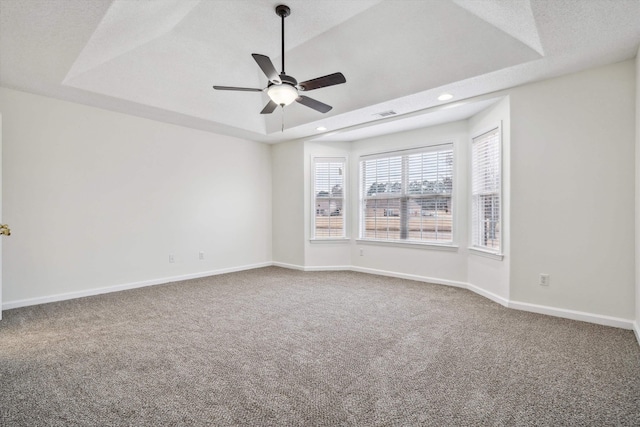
[169,254,175,263]
[199,251,205,260]
[539,273,549,286]
[359,248,364,256]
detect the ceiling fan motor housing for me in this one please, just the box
[274,74,297,87]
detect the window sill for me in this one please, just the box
[469,247,504,261]
[356,239,458,252]
[309,238,351,244]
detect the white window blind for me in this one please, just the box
[312,158,346,239]
[360,144,454,244]
[471,127,501,252]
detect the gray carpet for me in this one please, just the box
[0,267,639,426]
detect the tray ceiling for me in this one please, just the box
[1,0,639,143]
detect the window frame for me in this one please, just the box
[469,123,503,257]
[358,143,456,248]
[310,156,348,241]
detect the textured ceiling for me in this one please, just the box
[1,0,639,143]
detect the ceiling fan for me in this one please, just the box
[213,4,346,114]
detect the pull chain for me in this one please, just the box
[281,106,285,132]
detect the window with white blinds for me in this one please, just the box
[312,157,346,239]
[360,144,454,244]
[471,127,501,252]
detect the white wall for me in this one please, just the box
[467,97,511,301]
[300,60,636,325]
[509,60,636,319]
[2,58,636,329]
[0,113,3,314]
[636,47,640,336]
[0,88,272,305]
[271,140,305,267]
[349,121,470,286]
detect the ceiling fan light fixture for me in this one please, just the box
[268,84,298,106]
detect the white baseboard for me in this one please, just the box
[508,300,634,330]
[350,265,469,289]
[4,261,638,340]
[272,262,351,272]
[350,266,512,309]
[351,267,636,331]
[304,265,352,272]
[2,262,272,310]
[271,261,306,271]
[275,263,637,334]
[466,282,510,307]
[274,263,469,289]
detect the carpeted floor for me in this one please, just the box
[1,267,639,426]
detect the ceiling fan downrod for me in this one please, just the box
[276,4,290,75]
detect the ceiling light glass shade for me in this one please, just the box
[268,84,298,106]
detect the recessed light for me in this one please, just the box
[438,93,454,101]
[316,126,327,131]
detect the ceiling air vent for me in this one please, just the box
[375,110,397,118]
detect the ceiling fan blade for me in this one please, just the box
[260,100,278,114]
[299,72,346,91]
[296,95,332,113]
[252,54,282,84]
[213,86,263,92]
